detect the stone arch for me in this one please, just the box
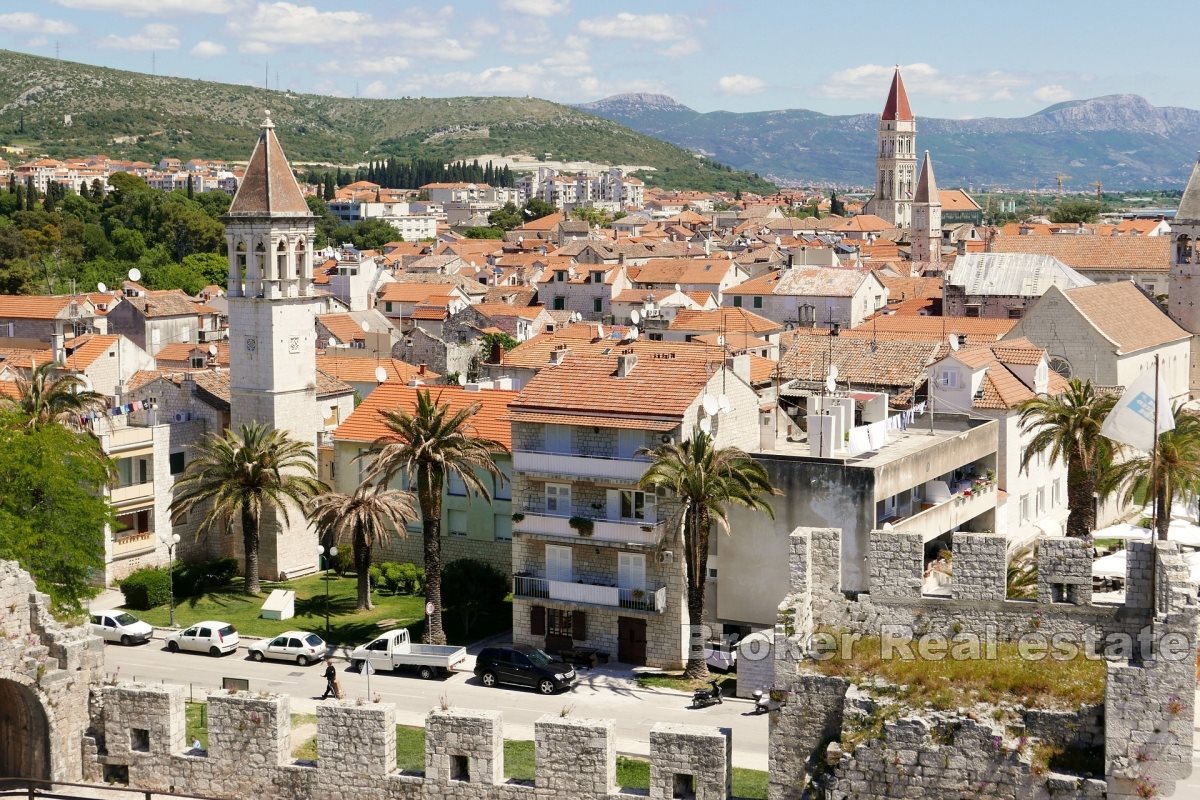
[293,237,307,280]
[0,678,50,781]
[1176,234,1192,264]
[275,238,288,280]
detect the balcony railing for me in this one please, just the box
[888,483,997,538]
[512,450,650,483]
[515,512,665,546]
[514,575,667,613]
[110,482,154,505]
[112,532,155,558]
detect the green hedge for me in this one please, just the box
[119,567,171,610]
[172,557,239,598]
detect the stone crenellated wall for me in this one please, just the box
[84,684,730,800]
[951,532,1007,601]
[1038,537,1093,606]
[866,529,923,599]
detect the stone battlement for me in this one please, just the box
[83,684,732,800]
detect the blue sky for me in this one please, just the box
[1,0,1195,119]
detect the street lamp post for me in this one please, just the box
[317,544,338,634]
[167,533,181,628]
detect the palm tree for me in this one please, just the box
[1099,407,1200,541]
[1018,379,1116,539]
[169,422,324,595]
[307,484,419,610]
[639,429,778,680]
[5,360,106,429]
[364,389,506,644]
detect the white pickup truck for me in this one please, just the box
[349,628,468,680]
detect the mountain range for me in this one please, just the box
[0,50,772,194]
[577,93,1200,190]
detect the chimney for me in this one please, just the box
[489,340,503,364]
[618,252,626,266]
[726,354,751,384]
[617,353,638,377]
[830,322,840,337]
[549,346,568,366]
[418,362,427,375]
[50,332,65,364]
[956,239,967,256]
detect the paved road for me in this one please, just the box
[102,639,770,771]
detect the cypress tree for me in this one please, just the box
[186,174,194,200]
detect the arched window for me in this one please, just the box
[275,239,288,280]
[1177,234,1191,265]
[293,238,306,280]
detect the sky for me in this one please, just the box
[1,0,1198,119]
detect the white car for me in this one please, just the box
[89,611,153,645]
[247,631,326,665]
[165,620,239,657]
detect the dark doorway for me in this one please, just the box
[0,680,50,781]
[617,617,647,665]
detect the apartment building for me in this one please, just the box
[722,267,888,329]
[507,346,761,668]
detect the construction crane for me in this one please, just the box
[1091,180,1103,199]
[1055,173,1071,197]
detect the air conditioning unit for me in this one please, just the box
[658,550,674,564]
[173,411,191,423]
[659,434,674,444]
[655,486,668,497]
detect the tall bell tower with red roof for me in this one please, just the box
[865,67,917,228]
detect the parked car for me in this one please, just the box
[348,628,467,680]
[247,631,326,665]
[89,611,153,645]
[474,645,575,694]
[165,621,239,657]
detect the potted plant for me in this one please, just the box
[511,512,525,523]
[568,516,595,537]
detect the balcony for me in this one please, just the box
[112,532,155,558]
[514,575,667,613]
[512,450,649,483]
[110,482,154,505]
[103,425,154,452]
[888,483,997,540]
[515,512,666,547]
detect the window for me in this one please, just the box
[1020,494,1031,523]
[169,452,185,475]
[1036,487,1046,517]
[554,270,567,282]
[732,296,743,308]
[544,424,571,454]
[1053,479,1062,508]
[1008,308,1024,319]
[494,514,512,541]
[620,489,650,520]
[590,271,604,283]
[130,728,150,753]
[752,296,763,309]
[385,302,393,313]
[190,357,204,369]
[964,306,980,318]
[494,467,512,500]
[593,297,603,313]
[547,608,573,637]
[552,296,565,310]
[545,483,571,514]
[448,472,467,496]
[939,370,958,389]
[448,510,467,536]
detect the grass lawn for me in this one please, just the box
[135,573,511,647]
[634,671,736,694]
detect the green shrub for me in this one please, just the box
[332,548,355,577]
[371,562,425,595]
[120,567,172,610]
[172,557,238,597]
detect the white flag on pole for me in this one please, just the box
[1099,367,1174,453]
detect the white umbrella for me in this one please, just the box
[1092,550,1127,580]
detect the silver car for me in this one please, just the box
[247,631,326,665]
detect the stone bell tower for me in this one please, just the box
[865,67,917,228]
[223,112,323,579]
[910,150,942,264]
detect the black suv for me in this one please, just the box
[474,645,576,694]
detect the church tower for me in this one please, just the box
[910,150,941,264]
[223,113,323,579]
[866,67,917,228]
[1168,152,1200,394]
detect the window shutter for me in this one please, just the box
[606,489,620,520]
[572,610,587,641]
[530,605,545,636]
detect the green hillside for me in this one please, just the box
[0,50,773,193]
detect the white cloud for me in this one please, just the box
[820,62,1029,106]
[577,12,698,55]
[362,80,389,98]
[0,13,77,35]
[54,0,233,14]
[320,55,411,75]
[233,2,458,55]
[190,40,227,57]
[1033,84,1073,104]
[100,23,180,51]
[716,74,765,95]
[499,0,569,16]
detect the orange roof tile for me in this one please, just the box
[0,295,86,320]
[989,234,1171,272]
[1060,282,1189,354]
[628,258,738,287]
[334,384,515,449]
[669,308,781,335]
[316,354,439,384]
[318,313,368,343]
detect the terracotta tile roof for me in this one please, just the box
[484,287,538,306]
[125,290,201,318]
[748,354,779,384]
[316,370,355,398]
[882,68,913,121]
[511,350,715,423]
[0,380,17,399]
[0,295,87,320]
[989,234,1171,272]
[506,410,677,432]
[154,341,231,368]
[334,384,515,448]
[59,334,118,370]
[989,338,1044,366]
[974,363,1036,410]
[848,315,1016,341]
[500,329,713,370]
[226,121,311,217]
[780,336,937,391]
[318,313,368,343]
[1060,282,1189,354]
[878,275,942,301]
[613,288,677,303]
[472,302,544,321]
[724,267,876,298]
[829,214,892,233]
[315,354,438,385]
[691,332,771,351]
[937,189,980,212]
[669,308,782,335]
[627,259,738,286]
[410,306,449,321]
[377,283,455,304]
[516,211,565,232]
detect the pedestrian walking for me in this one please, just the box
[321,658,340,699]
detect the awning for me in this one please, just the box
[505,411,680,432]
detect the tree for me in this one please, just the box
[521,198,556,221]
[0,411,113,614]
[462,226,503,239]
[1018,379,1117,539]
[830,192,846,216]
[1049,199,1103,224]
[1100,408,1200,541]
[364,389,506,643]
[350,218,400,251]
[639,429,778,679]
[487,202,522,231]
[4,360,106,429]
[307,484,418,610]
[441,558,508,638]
[168,423,324,595]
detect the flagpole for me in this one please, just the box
[1151,354,1161,539]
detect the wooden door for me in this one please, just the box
[617,617,647,665]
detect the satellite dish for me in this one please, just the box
[718,394,731,413]
[882,522,894,531]
[361,320,371,332]
[457,373,468,386]
[374,366,388,383]
[96,282,107,293]
[702,394,719,416]
[630,309,641,324]
[629,325,639,340]
[127,268,141,283]
[948,334,960,352]
[674,283,682,293]
[208,344,217,356]
[698,416,712,434]
[825,375,837,393]
[829,364,839,380]
[717,335,725,347]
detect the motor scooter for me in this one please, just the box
[691,679,723,709]
[751,689,772,714]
